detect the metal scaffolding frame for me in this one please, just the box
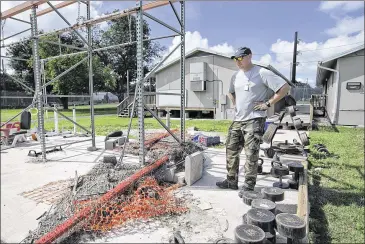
[0,1,186,165]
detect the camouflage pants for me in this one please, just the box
[226,118,265,189]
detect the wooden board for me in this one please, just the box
[36,1,77,17]
[297,160,309,235]
[1,0,48,20]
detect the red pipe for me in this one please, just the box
[36,155,169,244]
[144,129,178,147]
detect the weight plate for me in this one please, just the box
[288,162,304,173]
[234,224,265,244]
[299,133,309,146]
[242,213,248,224]
[270,167,279,178]
[287,106,296,117]
[262,187,284,202]
[242,191,264,206]
[273,181,289,189]
[275,213,306,240]
[264,147,275,158]
[263,124,278,144]
[247,208,276,233]
[288,179,298,190]
[214,237,235,244]
[275,143,297,150]
[273,165,289,176]
[293,118,303,129]
[251,199,276,213]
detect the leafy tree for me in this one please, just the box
[96,12,165,101]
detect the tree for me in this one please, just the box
[96,12,165,101]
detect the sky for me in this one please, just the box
[1,1,364,87]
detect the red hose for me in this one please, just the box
[36,155,169,244]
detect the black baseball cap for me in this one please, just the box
[230,47,252,59]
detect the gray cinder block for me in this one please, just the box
[185,151,204,186]
[105,140,116,150]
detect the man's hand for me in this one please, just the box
[254,102,269,111]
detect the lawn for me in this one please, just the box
[308,126,364,243]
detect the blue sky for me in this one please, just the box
[1,1,364,87]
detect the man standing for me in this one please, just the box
[216,47,290,195]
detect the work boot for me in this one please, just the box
[216,178,238,190]
[238,184,255,198]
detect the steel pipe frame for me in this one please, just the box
[44,138,92,150]
[180,1,185,142]
[39,39,87,51]
[9,17,31,24]
[45,94,91,98]
[0,56,29,62]
[143,102,182,144]
[0,70,35,93]
[46,1,89,47]
[169,1,182,26]
[0,28,31,42]
[49,106,92,134]
[142,12,182,35]
[0,101,36,128]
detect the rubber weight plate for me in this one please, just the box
[299,133,309,146]
[262,187,284,202]
[293,117,303,129]
[234,224,266,244]
[242,191,264,206]
[214,237,236,244]
[273,165,289,176]
[262,124,278,144]
[251,199,276,214]
[265,231,276,244]
[275,213,306,240]
[288,179,299,190]
[288,162,304,173]
[247,208,276,233]
[287,106,296,117]
[242,213,248,224]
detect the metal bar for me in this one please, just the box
[144,92,181,96]
[0,38,32,48]
[41,56,88,89]
[142,12,182,35]
[136,0,145,165]
[0,56,29,62]
[30,6,47,162]
[0,28,31,42]
[0,101,36,128]
[39,39,87,51]
[37,1,77,17]
[49,107,92,134]
[180,1,185,142]
[35,1,175,37]
[41,50,87,62]
[93,34,178,52]
[45,95,91,98]
[46,1,89,47]
[45,138,92,150]
[142,40,183,83]
[9,17,31,24]
[0,70,35,93]
[87,1,96,149]
[0,96,34,99]
[143,103,182,144]
[169,1,182,26]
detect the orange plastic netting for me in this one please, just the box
[74,177,187,232]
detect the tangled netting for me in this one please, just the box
[75,177,187,232]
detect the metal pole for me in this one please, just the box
[30,6,46,162]
[87,2,96,149]
[180,1,186,142]
[0,56,29,62]
[9,17,31,25]
[0,70,35,93]
[40,39,87,51]
[291,31,298,84]
[54,105,59,134]
[127,69,130,100]
[142,12,182,35]
[0,28,31,42]
[73,105,77,134]
[49,106,92,134]
[0,101,36,128]
[46,1,89,47]
[136,0,145,165]
[169,1,182,26]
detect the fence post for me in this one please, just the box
[54,104,59,134]
[73,104,77,134]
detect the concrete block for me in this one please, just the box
[118,137,127,145]
[185,151,204,186]
[174,172,185,185]
[105,140,116,150]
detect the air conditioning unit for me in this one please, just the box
[190,62,207,92]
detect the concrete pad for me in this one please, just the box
[185,151,204,186]
[0,136,138,243]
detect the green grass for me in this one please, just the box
[308,126,364,244]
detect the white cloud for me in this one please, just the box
[162,31,234,64]
[319,1,364,14]
[325,15,364,36]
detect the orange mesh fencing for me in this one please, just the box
[74,177,187,232]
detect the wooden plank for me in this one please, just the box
[36,1,77,17]
[297,160,309,235]
[1,0,48,20]
[42,0,176,36]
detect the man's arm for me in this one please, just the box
[228,92,236,107]
[267,83,290,106]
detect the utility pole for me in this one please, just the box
[291,31,299,84]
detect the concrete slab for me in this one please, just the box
[185,151,204,186]
[0,136,138,243]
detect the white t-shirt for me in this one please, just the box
[228,65,286,121]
